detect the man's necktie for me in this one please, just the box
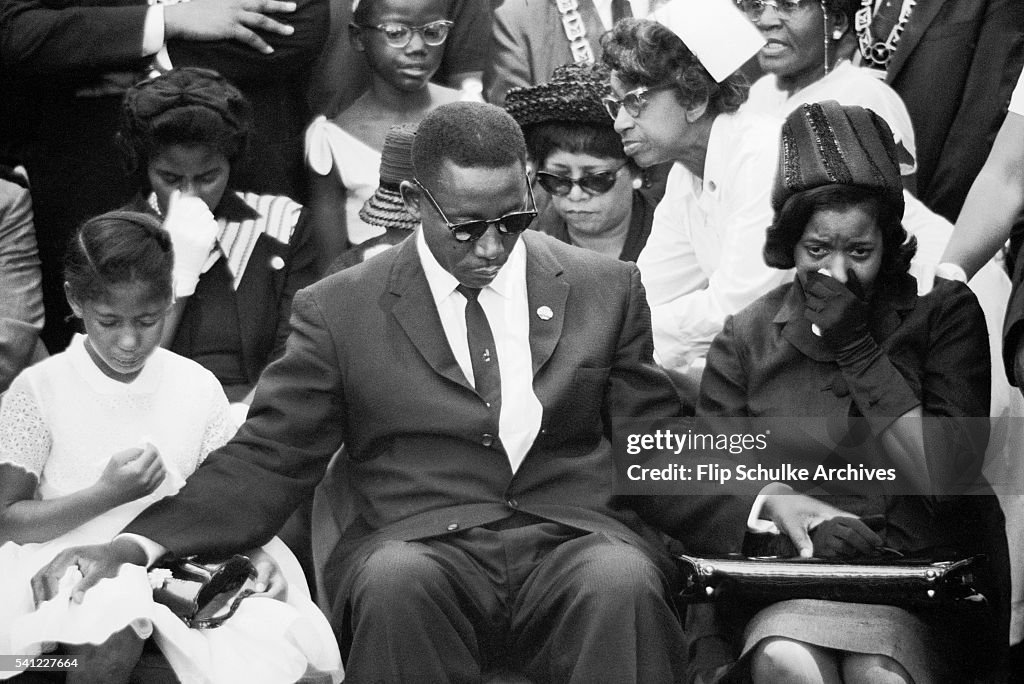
[457,285,502,414]
[611,0,633,24]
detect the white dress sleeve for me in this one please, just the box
[0,377,51,478]
[304,115,340,177]
[197,383,237,467]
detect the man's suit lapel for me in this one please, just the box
[885,0,946,83]
[387,237,474,392]
[523,232,569,376]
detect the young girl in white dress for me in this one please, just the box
[0,211,342,683]
[304,0,460,270]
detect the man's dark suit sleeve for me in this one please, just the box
[0,0,328,80]
[124,287,346,558]
[614,267,754,555]
[0,0,148,73]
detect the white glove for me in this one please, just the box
[163,190,219,298]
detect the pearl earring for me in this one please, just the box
[631,177,643,190]
[832,29,843,39]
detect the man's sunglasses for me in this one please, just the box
[602,83,677,120]
[358,20,454,49]
[536,163,628,197]
[413,177,538,242]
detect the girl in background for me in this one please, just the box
[305,0,459,270]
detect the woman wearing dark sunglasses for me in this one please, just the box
[504,62,652,263]
[304,0,461,273]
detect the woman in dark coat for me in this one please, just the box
[692,101,1009,684]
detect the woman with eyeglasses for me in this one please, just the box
[599,13,784,399]
[504,62,652,262]
[304,0,460,273]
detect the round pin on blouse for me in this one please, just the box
[269,255,286,271]
[536,306,553,321]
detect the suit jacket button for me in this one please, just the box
[482,433,494,447]
[507,499,518,509]
[447,522,459,531]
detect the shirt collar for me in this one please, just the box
[214,191,261,222]
[415,226,527,306]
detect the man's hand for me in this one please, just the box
[31,538,148,606]
[164,0,297,55]
[760,483,865,558]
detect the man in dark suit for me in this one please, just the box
[33,102,714,682]
[855,0,1024,224]
[486,0,646,105]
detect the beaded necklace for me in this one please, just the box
[854,0,918,69]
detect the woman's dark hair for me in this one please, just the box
[600,18,748,116]
[524,121,638,174]
[65,211,174,304]
[117,67,252,193]
[764,184,916,281]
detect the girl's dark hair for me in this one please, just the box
[764,184,916,281]
[524,121,637,173]
[118,67,252,193]
[65,211,174,304]
[600,18,749,116]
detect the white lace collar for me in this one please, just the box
[68,334,164,396]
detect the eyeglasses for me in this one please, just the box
[535,163,628,197]
[734,0,808,20]
[359,20,454,48]
[602,83,677,120]
[413,177,538,242]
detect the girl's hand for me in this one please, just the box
[95,444,166,506]
[247,547,286,599]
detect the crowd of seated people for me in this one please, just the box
[2,0,1024,681]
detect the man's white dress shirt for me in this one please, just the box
[416,229,543,474]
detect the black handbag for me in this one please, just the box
[676,554,988,608]
[148,555,257,628]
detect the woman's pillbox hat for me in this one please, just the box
[773,100,905,215]
[504,62,613,128]
[359,123,419,231]
[652,0,764,82]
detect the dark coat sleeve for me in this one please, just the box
[0,0,148,74]
[124,288,345,557]
[616,276,755,555]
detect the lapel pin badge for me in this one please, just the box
[269,255,286,271]
[536,305,553,321]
